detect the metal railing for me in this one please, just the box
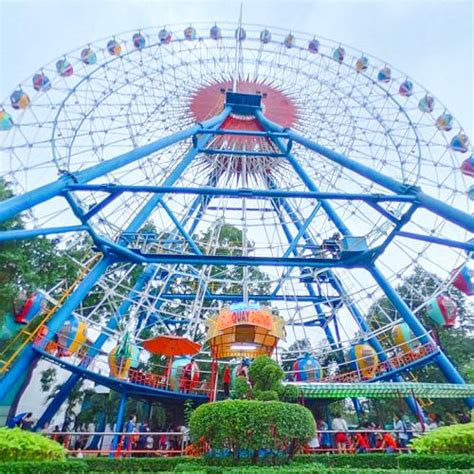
[39,428,425,457]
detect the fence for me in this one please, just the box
[42,428,425,457]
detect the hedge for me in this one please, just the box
[189,400,315,462]
[0,460,470,473]
[0,454,472,473]
[296,453,473,470]
[409,422,474,454]
[0,427,66,461]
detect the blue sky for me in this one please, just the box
[0,0,472,136]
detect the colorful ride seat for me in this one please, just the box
[348,343,379,379]
[293,353,322,382]
[427,294,458,328]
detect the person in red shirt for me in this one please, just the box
[223,364,231,398]
[354,432,369,453]
[183,358,196,393]
[381,432,398,453]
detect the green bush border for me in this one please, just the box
[0,427,66,462]
[0,453,472,473]
[409,422,474,454]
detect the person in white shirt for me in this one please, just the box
[394,413,409,450]
[331,413,349,453]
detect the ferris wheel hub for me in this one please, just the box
[192,80,296,177]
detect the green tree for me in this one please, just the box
[0,179,90,318]
[39,368,57,393]
[234,355,299,401]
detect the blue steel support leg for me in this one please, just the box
[263,168,423,416]
[34,118,231,428]
[268,192,341,353]
[255,110,474,233]
[0,257,112,402]
[110,391,127,457]
[0,108,231,225]
[369,265,474,408]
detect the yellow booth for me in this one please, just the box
[206,302,286,359]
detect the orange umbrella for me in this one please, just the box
[143,335,201,391]
[143,335,201,356]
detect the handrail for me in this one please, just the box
[37,428,427,457]
[0,255,101,374]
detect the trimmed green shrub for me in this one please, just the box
[0,456,472,473]
[0,427,66,461]
[0,460,86,473]
[190,399,315,463]
[277,384,300,401]
[248,355,284,392]
[398,453,473,470]
[295,453,474,470]
[81,456,192,471]
[409,422,474,454]
[295,454,399,469]
[234,377,253,400]
[255,390,279,401]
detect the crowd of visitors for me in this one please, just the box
[7,407,471,457]
[305,411,460,454]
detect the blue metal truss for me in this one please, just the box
[0,91,472,425]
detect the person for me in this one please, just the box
[123,415,137,454]
[331,413,349,453]
[317,419,332,451]
[412,419,425,438]
[52,425,61,443]
[354,431,369,453]
[146,433,154,451]
[457,412,471,424]
[179,424,190,449]
[19,412,34,430]
[237,359,251,386]
[380,432,398,453]
[159,431,167,451]
[137,422,150,455]
[199,379,210,393]
[7,412,30,429]
[40,422,52,435]
[322,233,342,259]
[223,364,231,397]
[394,413,409,451]
[183,358,196,393]
[427,413,440,431]
[102,423,113,455]
[307,433,320,451]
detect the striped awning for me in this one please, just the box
[285,382,474,399]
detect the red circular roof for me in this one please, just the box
[190,80,297,128]
[190,81,296,153]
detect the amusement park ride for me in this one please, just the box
[0,22,473,429]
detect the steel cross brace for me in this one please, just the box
[1,108,231,410]
[257,115,425,416]
[256,109,472,410]
[255,110,474,233]
[33,114,232,427]
[65,184,417,203]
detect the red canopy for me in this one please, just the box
[143,335,201,357]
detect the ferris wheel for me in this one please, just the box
[0,22,473,418]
